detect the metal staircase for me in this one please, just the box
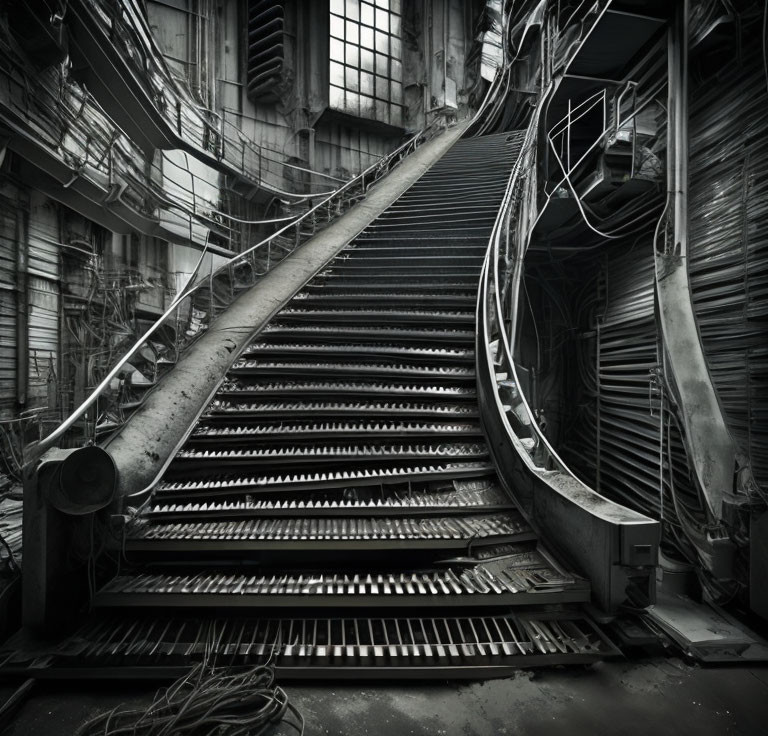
[1,132,619,679]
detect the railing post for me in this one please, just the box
[173,302,181,364]
[595,317,602,493]
[208,253,214,317]
[566,98,571,172]
[220,109,226,161]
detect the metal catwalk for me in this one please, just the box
[1,133,618,678]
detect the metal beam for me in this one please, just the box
[654,0,737,531]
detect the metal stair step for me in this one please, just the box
[260,324,476,343]
[241,342,475,363]
[273,307,475,325]
[123,512,533,552]
[204,399,479,420]
[291,292,477,308]
[96,548,587,606]
[0,612,617,678]
[216,380,477,399]
[155,462,496,499]
[145,481,514,520]
[171,442,489,469]
[228,360,475,381]
[188,419,483,443]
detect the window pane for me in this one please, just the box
[375,98,388,121]
[375,8,388,30]
[331,0,344,14]
[375,31,388,54]
[330,61,345,86]
[391,58,402,82]
[375,75,388,98]
[390,0,400,13]
[329,85,345,109]
[391,80,402,104]
[345,43,359,66]
[360,95,375,118]
[360,71,374,95]
[361,48,374,72]
[330,38,344,61]
[361,2,374,25]
[360,25,374,48]
[346,20,359,44]
[330,14,344,38]
[390,36,401,60]
[345,0,360,21]
[346,66,359,92]
[346,91,360,114]
[375,53,388,76]
[390,104,402,127]
[390,14,401,36]
[375,0,388,7]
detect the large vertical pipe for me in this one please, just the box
[655,0,738,576]
[670,0,688,261]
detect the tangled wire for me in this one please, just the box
[75,644,303,736]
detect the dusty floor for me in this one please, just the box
[2,657,768,735]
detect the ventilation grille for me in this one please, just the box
[247,1,285,102]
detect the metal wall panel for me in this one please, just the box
[0,194,16,417]
[689,45,768,490]
[26,192,60,410]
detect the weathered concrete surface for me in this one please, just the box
[104,122,469,497]
[2,658,768,735]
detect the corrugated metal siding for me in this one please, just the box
[26,193,60,410]
[564,242,662,512]
[0,195,16,417]
[561,239,702,532]
[688,41,768,490]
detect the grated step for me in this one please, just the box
[204,399,479,419]
[171,442,489,468]
[146,482,514,520]
[261,324,476,343]
[124,512,533,551]
[216,380,477,399]
[241,342,475,363]
[96,549,586,606]
[155,462,496,498]
[189,420,483,442]
[228,360,475,380]
[0,611,618,679]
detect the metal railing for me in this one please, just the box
[74,0,342,198]
[29,123,441,463]
[477,111,578,475]
[472,3,634,482]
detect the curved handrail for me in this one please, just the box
[473,63,655,523]
[31,122,440,463]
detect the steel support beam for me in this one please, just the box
[654,0,737,532]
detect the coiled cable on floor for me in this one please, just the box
[74,625,303,736]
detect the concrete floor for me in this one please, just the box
[2,657,768,735]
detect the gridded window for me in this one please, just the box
[329,0,403,127]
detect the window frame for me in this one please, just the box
[329,0,403,127]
